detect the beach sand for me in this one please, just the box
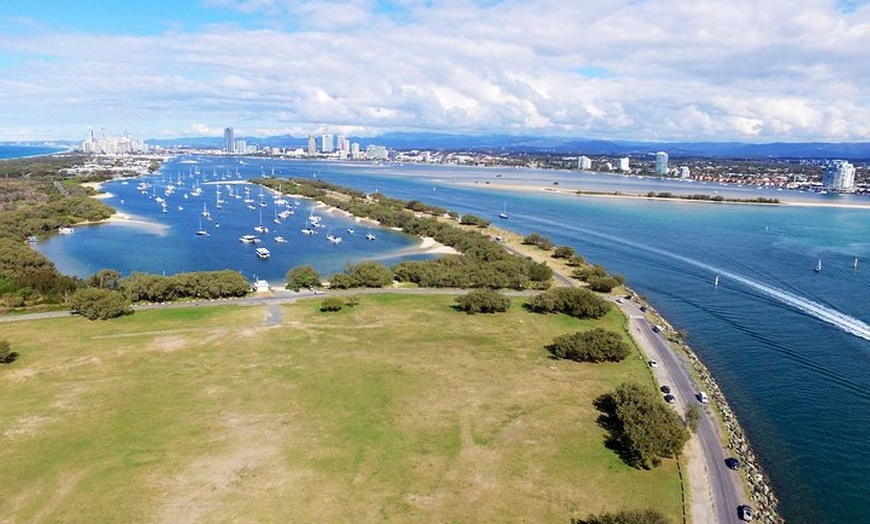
[461,181,870,209]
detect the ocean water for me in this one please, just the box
[36,157,870,523]
[0,145,67,160]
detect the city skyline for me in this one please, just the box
[0,1,868,143]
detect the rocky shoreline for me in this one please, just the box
[643,302,785,524]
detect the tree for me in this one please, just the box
[456,289,511,313]
[605,382,691,469]
[348,261,393,288]
[575,509,670,524]
[286,264,321,290]
[528,287,611,319]
[68,288,132,320]
[553,245,576,259]
[88,268,121,289]
[320,297,344,312]
[548,328,631,362]
[0,338,19,364]
[460,213,490,227]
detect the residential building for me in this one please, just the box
[307,134,317,156]
[321,133,334,153]
[679,166,691,179]
[224,127,235,154]
[655,151,669,175]
[619,157,630,172]
[578,155,592,170]
[822,160,856,192]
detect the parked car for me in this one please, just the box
[738,504,753,521]
[725,457,740,470]
[660,385,671,394]
[698,391,709,403]
[664,394,676,404]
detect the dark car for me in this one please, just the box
[660,385,671,394]
[640,306,647,312]
[725,457,740,470]
[664,394,676,404]
[738,504,753,521]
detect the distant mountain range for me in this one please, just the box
[143,133,870,160]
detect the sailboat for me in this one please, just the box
[814,259,822,273]
[854,258,859,269]
[254,208,269,233]
[499,202,508,219]
[196,219,209,236]
[714,275,720,287]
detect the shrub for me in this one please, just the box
[528,287,611,319]
[587,275,624,292]
[68,288,132,320]
[577,509,670,524]
[456,289,511,314]
[286,264,321,290]
[553,245,575,259]
[320,297,344,312]
[460,213,490,227]
[0,338,18,364]
[548,328,631,362]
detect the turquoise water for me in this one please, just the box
[36,157,870,522]
[0,145,67,159]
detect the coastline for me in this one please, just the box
[486,224,782,523]
[463,180,870,210]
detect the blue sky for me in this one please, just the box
[0,0,868,142]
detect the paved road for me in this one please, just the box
[618,298,746,524]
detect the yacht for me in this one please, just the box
[255,247,271,259]
[301,228,316,235]
[274,236,287,243]
[239,235,261,244]
[57,227,74,235]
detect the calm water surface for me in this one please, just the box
[37,157,870,523]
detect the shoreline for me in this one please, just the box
[464,181,870,210]
[487,224,782,523]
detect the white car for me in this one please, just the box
[649,360,658,368]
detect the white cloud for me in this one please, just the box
[0,0,867,141]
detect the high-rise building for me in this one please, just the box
[321,133,334,153]
[678,166,691,179]
[619,157,630,172]
[337,135,350,153]
[307,134,317,156]
[655,151,669,175]
[365,145,389,160]
[235,139,247,154]
[351,142,361,160]
[224,127,235,154]
[822,160,856,192]
[578,155,592,170]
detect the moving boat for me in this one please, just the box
[814,259,822,273]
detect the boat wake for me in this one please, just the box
[577,228,870,341]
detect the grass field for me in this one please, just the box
[0,294,682,523]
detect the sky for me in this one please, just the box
[0,0,868,143]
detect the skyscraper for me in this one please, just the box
[307,134,317,156]
[655,151,669,175]
[224,127,235,154]
[822,160,856,192]
[321,133,334,153]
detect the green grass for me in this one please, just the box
[0,295,682,523]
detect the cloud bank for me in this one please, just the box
[0,0,868,142]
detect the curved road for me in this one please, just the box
[619,298,747,524]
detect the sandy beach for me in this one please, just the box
[462,180,870,209]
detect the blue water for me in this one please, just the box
[0,145,67,160]
[37,157,870,523]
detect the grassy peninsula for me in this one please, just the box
[1,294,682,523]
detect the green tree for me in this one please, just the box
[575,508,670,524]
[286,264,321,290]
[459,213,491,227]
[320,297,344,312]
[684,404,701,433]
[348,261,394,288]
[456,289,511,314]
[0,338,18,364]
[548,328,630,362]
[88,268,121,289]
[68,288,132,320]
[553,245,576,259]
[528,287,611,319]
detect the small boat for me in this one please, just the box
[255,247,271,259]
[196,218,209,236]
[239,235,261,244]
[814,259,822,273]
[327,235,343,244]
[301,228,316,235]
[274,236,287,243]
[366,232,376,241]
[57,227,74,235]
[26,235,38,243]
[498,202,508,219]
[714,275,719,287]
[347,227,355,234]
[854,258,859,269]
